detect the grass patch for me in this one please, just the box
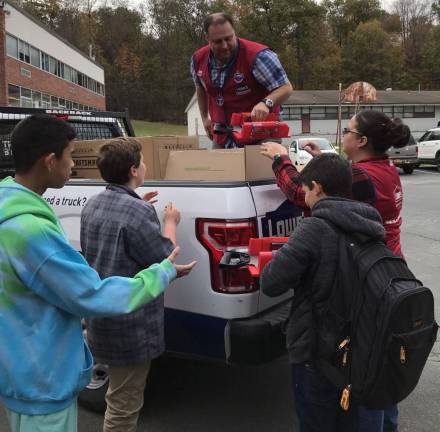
[132,120,187,137]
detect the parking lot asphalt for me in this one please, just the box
[1,167,439,432]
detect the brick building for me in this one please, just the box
[0,1,105,110]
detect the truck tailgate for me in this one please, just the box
[248,181,303,312]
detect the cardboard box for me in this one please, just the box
[244,144,277,181]
[137,136,199,179]
[165,149,245,181]
[71,135,199,179]
[164,145,290,181]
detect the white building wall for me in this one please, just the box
[5,2,104,83]
[187,101,204,136]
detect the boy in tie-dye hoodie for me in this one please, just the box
[0,114,196,432]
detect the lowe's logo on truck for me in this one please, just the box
[261,200,303,237]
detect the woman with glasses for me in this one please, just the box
[261,110,410,432]
[261,110,410,257]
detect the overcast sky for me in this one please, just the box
[126,0,396,12]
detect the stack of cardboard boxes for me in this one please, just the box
[71,136,286,181]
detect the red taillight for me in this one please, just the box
[196,218,258,294]
[208,224,256,247]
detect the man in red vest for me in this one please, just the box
[191,12,293,148]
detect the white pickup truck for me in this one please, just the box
[1,107,303,410]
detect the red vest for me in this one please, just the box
[354,158,403,257]
[193,38,279,147]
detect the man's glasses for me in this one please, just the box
[342,128,363,137]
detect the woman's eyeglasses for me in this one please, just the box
[342,128,363,137]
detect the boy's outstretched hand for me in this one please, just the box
[142,191,159,204]
[260,142,288,160]
[300,141,322,157]
[164,202,181,225]
[167,247,197,278]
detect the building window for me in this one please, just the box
[77,72,85,87]
[381,106,393,116]
[8,84,20,107]
[32,91,42,108]
[42,93,51,108]
[20,87,33,108]
[310,107,326,120]
[71,69,78,84]
[50,96,59,108]
[57,62,65,78]
[18,40,30,63]
[325,107,338,120]
[7,83,99,110]
[49,56,57,75]
[7,35,104,97]
[65,65,72,82]
[6,34,18,58]
[413,105,435,118]
[41,52,50,72]
[30,46,40,68]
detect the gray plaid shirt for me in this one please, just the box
[80,184,174,365]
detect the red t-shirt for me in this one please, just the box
[354,157,403,256]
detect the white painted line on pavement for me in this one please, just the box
[415,169,440,175]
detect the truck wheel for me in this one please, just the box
[78,364,108,413]
[403,166,414,174]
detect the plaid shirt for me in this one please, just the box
[80,184,174,365]
[273,155,376,216]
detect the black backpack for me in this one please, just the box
[314,225,438,411]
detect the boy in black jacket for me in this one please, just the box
[261,154,385,432]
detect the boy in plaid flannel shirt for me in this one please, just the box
[80,137,182,432]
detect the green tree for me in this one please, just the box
[237,0,326,89]
[420,26,440,89]
[21,0,62,27]
[392,0,433,71]
[342,20,405,89]
[323,0,384,46]
[433,0,440,21]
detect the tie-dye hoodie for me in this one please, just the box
[0,177,176,415]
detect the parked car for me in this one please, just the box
[288,137,337,167]
[387,134,419,174]
[417,127,440,171]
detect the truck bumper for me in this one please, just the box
[391,158,419,167]
[226,301,290,365]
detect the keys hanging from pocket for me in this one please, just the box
[340,385,351,411]
[400,345,406,364]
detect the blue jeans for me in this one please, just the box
[358,406,383,432]
[384,405,398,432]
[292,363,356,432]
[358,405,398,432]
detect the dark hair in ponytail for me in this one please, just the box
[355,110,411,154]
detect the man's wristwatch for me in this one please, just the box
[273,153,281,163]
[261,98,274,110]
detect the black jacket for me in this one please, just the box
[261,197,385,363]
